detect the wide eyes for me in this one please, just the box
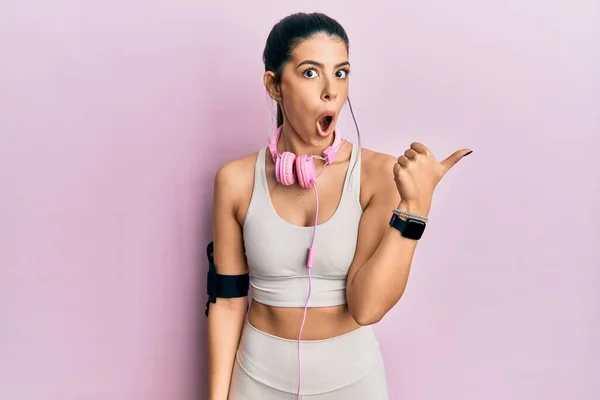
[303,68,318,79]
[336,69,348,79]
[302,68,350,80]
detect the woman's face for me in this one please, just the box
[268,33,350,145]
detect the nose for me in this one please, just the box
[321,79,337,102]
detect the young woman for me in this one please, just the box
[207,12,471,400]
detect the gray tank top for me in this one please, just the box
[242,144,363,308]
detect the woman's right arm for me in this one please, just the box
[208,162,250,400]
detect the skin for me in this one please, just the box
[207,32,471,400]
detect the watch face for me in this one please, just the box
[403,219,426,239]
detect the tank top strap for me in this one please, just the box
[244,147,270,223]
[254,146,270,196]
[342,143,362,205]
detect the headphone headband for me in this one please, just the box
[267,126,343,165]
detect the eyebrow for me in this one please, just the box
[296,60,350,69]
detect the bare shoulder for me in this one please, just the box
[214,151,258,198]
[213,150,261,226]
[359,147,399,205]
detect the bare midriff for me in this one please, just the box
[247,300,361,340]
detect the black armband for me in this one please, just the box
[204,241,250,317]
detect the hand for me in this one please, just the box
[393,142,472,215]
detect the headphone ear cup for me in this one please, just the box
[276,151,297,186]
[295,154,316,189]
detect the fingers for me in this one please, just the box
[440,149,472,170]
[393,162,402,177]
[397,155,410,168]
[397,147,424,170]
[404,148,418,160]
[410,142,432,156]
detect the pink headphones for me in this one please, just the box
[267,125,344,189]
[267,125,347,399]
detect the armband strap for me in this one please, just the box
[204,241,250,317]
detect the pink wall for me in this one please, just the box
[1,1,599,399]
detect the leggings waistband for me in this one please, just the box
[235,321,382,395]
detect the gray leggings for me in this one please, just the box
[228,322,389,399]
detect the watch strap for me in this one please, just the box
[389,213,426,240]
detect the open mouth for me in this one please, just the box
[317,112,336,136]
[319,115,333,131]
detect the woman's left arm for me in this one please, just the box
[346,142,471,326]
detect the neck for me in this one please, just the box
[278,121,336,156]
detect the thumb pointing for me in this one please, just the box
[440,149,472,170]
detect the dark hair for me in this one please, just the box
[262,13,350,127]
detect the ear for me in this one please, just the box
[263,71,281,101]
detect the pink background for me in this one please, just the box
[1,1,599,399]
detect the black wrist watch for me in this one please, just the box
[389,213,426,240]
